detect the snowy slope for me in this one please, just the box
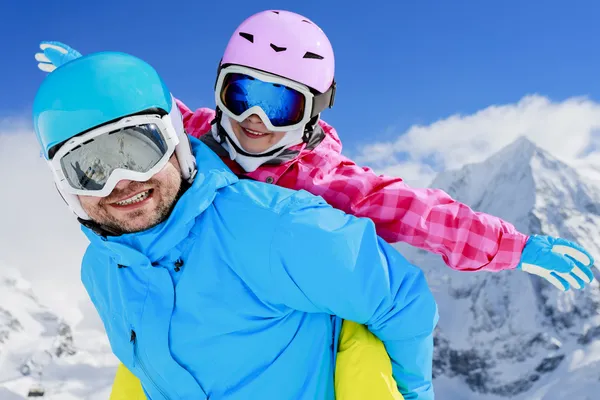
[0,124,117,398]
[395,137,600,399]
[0,265,116,399]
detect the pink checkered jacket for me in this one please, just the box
[177,100,529,272]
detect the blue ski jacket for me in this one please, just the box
[81,137,438,399]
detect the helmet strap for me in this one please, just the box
[310,81,336,118]
[78,218,125,238]
[302,115,320,143]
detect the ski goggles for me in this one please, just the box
[215,64,335,132]
[49,114,180,197]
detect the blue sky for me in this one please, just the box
[3,0,600,152]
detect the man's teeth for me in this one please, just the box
[245,128,267,136]
[115,190,150,206]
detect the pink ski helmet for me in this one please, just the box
[220,10,335,94]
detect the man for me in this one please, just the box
[33,51,438,399]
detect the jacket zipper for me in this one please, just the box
[131,330,172,400]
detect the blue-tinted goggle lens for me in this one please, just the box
[220,73,307,127]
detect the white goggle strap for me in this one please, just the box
[169,96,197,182]
[50,170,91,220]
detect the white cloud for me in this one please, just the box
[353,94,600,187]
[0,118,93,329]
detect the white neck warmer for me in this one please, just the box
[213,116,304,172]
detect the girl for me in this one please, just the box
[37,9,594,400]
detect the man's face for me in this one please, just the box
[78,155,182,234]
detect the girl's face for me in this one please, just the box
[229,114,287,154]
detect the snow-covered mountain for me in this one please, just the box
[0,265,116,399]
[395,137,600,399]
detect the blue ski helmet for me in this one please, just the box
[33,51,173,160]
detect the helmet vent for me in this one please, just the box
[303,51,323,60]
[270,43,287,52]
[271,10,280,14]
[301,19,312,24]
[239,32,254,43]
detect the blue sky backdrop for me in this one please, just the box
[3,0,600,152]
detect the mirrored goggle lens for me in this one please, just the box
[59,123,169,191]
[220,73,307,127]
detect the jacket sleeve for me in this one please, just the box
[269,190,438,400]
[297,122,528,272]
[175,98,215,139]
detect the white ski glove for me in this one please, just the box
[35,41,82,73]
